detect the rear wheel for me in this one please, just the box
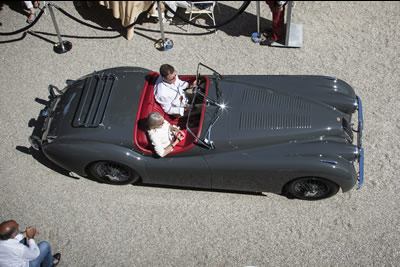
[286,177,339,200]
[89,161,139,185]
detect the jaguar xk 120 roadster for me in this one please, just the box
[30,63,364,200]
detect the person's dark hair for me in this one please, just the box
[0,226,16,240]
[160,64,175,78]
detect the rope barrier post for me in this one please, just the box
[47,3,72,54]
[251,1,261,44]
[154,1,173,51]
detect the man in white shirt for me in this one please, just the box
[0,220,60,267]
[154,64,196,118]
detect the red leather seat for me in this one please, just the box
[134,72,205,155]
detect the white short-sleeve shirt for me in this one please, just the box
[154,75,189,116]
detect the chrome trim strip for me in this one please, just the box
[357,147,364,189]
[320,160,337,165]
[356,96,364,189]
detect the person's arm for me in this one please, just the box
[187,80,196,89]
[149,125,185,157]
[21,227,40,261]
[155,90,185,116]
[162,138,181,157]
[170,125,185,139]
[148,127,176,158]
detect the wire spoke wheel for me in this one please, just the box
[287,177,339,200]
[89,161,139,185]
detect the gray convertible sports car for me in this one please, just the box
[30,63,364,200]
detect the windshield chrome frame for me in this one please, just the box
[186,63,224,150]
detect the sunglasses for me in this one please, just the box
[163,73,177,82]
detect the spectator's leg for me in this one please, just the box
[265,1,285,41]
[272,6,285,40]
[24,1,36,23]
[165,1,178,18]
[176,1,192,9]
[29,241,53,267]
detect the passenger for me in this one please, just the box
[154,64,197,119]
[147,112,185,157]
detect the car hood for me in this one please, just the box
[209,76,349,149]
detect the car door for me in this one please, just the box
[202,147,289,193]
[144,146,211,188]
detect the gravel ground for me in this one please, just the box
[1,1,399,266]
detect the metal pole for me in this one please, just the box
[251,1,261,43]
[256,1,260,35]
[157,1,165,41]
[47,3,72,54]
[154,1,173,51]
[285,1,293,46]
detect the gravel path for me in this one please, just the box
[1,1,399,266]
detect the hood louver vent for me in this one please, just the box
[239,112,311,130]
[240,89,312,130]
[243,89,311,111]
[73,73,118,128]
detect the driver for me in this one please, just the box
[154,64,197,118]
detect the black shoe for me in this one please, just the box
[262,28,272,36]
[53,253,61,266]
[260,37,275,46]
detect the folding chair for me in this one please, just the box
[185,1,217,33]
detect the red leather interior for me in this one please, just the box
[134,72,209,155]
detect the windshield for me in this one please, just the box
[186,63,224,149]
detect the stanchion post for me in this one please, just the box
[158,1,165,41]
[47,3,72,54]
[251,1,261,44]
[154,1,173,51]
[256,1,260,35]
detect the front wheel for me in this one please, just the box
[286,177,339,200]
[89,161,139,185]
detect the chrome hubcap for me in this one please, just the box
[294,179,327,198]
[98,163,129,182]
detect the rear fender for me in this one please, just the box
[42,142,147,178]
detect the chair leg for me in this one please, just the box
[211,10,216,34]
[188,11,193,32]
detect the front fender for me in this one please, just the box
[286,155,357,192]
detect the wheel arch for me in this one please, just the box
[276,155,358,195]
[42,141,148,179]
